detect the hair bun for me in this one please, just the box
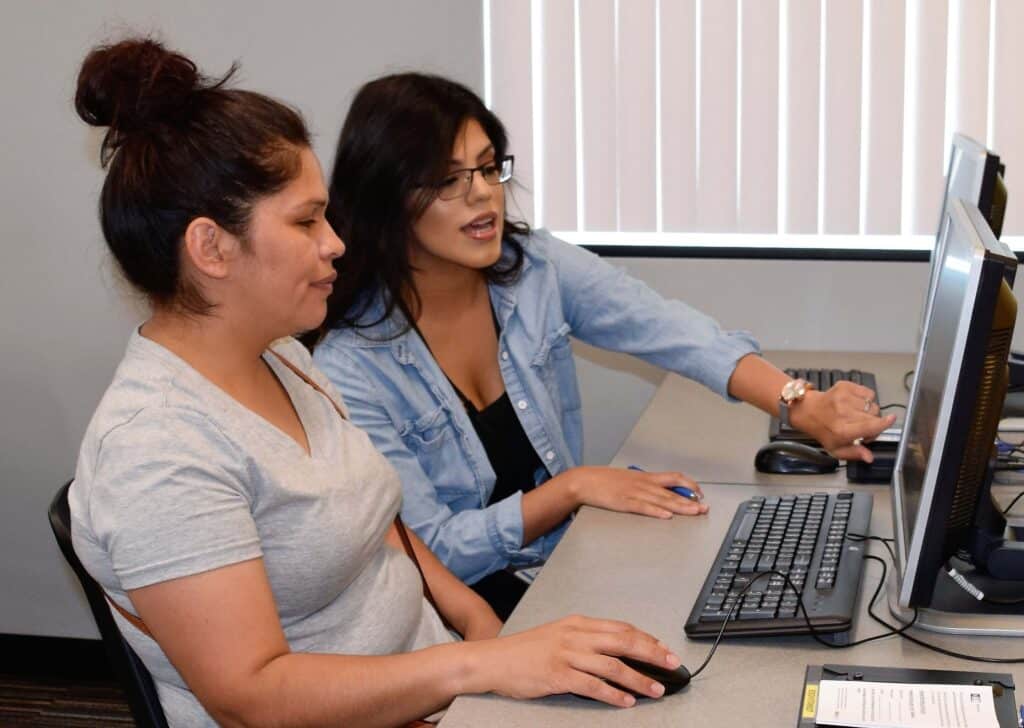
[75,38,200,136]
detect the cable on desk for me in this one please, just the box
[903,370,915,392]
[1003,491,1024,515]
[879,403,907,411]
[847,533,896,564]
[689,545,910,680]
[690,532,1024,673]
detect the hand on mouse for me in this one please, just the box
[790,382,897,461]
[461,615,680,706]
[564,466,709,519]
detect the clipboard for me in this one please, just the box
[797,663,1019,728]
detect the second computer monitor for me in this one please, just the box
[893,198,1018,617]
[920,135,1007,341]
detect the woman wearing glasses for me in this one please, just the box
[312,73,894,619]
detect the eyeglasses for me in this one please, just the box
[431,155,514,201]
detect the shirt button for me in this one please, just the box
[545,450,555,461]
[517,399,528,410]
[501,351,509,360]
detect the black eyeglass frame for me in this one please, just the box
[429,155,515,201]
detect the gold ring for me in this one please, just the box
[863,398,872,413]
[853,437,865,447]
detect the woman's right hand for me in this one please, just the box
[466,615,681,706]
[565,466,708,519]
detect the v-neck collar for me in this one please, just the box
[130,330,319,459]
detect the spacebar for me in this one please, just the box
[738,609,777,620]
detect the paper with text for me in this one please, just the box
[815,680,999,728]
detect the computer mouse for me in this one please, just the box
[754,440,839,475]
[610,657,691,697]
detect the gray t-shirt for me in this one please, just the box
[71,331,453,726]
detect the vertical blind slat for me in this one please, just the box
[696,0,738,232]
[738,0,779,233]
[616,0,657,231]
[579,0,618,231]
[991,0,1024,235]
[863,0,905,234]
[489,0,535,225]
[658,0,697,232]
[781,0,821,234]
[905,0,948,235]
[540,0,578,230]
[949,0,991,152]
[821,0,862,234]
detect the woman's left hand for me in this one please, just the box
[790,381,897,462]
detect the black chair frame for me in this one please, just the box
[48,479,170,728]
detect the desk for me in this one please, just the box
[440,353,1024,727]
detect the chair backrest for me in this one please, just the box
[48,480,170,728]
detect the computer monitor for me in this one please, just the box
[891,197,1023,636]
[920,134,1007,342]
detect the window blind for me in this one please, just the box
[483,0,1024,251]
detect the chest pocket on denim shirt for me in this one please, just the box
[531,322,582,412]
[398,405,453,452]
[397,405,478,506]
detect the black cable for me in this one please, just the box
[903,369,915,392]
[864,604,1024,663]
[879,403,906,411]
[1003,491,1024,515]
[690,546,908,678]
[691,532,1024,671]
[847,533,896,565]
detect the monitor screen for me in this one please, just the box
[893,198,1017,607]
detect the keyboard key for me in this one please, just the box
[739,608,778,620]
[699,610,733,623]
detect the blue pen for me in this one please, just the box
[628,465,703,502]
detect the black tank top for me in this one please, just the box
[409,307,546,503]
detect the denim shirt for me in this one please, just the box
[314,229,760,584]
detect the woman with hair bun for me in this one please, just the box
[71,37,683,726]
[312,73,896,619]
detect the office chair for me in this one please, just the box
[48,480,170,728]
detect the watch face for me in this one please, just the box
[782,379,808,402]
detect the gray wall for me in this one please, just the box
[0,0,483,639]
[2,2,1021,640]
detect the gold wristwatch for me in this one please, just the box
[779,378,812,428]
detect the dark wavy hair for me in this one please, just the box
[75,37,310,314]
[317,72,529,340]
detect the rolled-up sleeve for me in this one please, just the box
[314,343,537,583]
[534,229,761,400]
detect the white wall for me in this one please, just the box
[0,0,483,639]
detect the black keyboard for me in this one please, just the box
[769,368,879,443]
[684,491,872,639]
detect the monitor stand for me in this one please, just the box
[887,558,1024,636]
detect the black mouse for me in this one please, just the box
[754,440,839,474]
[610,657,691,697]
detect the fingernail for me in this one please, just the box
[623,694,636,707]
[650,682,666,697]
[665,652,681,667]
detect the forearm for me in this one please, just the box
[520,472,579,545]
[228,641,486,728]
[726,353,790,416]
[388,524,501,637]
